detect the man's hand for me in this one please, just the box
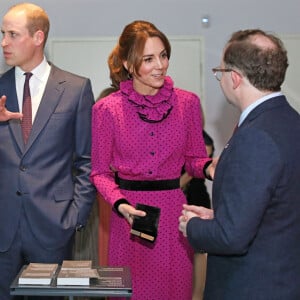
[183,204,214,220]
[178,204,214,237]
[0,95,23,121]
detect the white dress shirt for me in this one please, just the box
[15,57,51,123]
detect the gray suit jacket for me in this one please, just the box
[187,96,300,299]
[0,64,96,251]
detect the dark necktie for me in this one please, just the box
[21,72,33,144]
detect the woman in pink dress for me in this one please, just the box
[90,20,213,300]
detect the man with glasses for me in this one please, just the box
[179,29,300,299]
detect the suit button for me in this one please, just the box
[20,165,26,171]
[16,191,22,196]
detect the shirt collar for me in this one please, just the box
[239,91,283,126]
[15,57,51,82]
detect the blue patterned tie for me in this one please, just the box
[21,72,33,144]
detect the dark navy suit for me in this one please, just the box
[0,64,96,299]
[187,96,300,299]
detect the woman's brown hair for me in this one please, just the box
[108,20,171,89]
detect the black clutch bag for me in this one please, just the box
[130,203,161,242]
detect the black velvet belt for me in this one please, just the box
[115,176,180,191]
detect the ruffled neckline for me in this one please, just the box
[120,76,175,123]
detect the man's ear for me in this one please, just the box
[33,30,44,47]
[231,70,242,89]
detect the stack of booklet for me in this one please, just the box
[56,260,100,286]
[18,263,58,285]
[16,260,132,290]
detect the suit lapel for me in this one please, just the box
[2,68,25,152]
[25,65,66,150]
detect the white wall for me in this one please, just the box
[1,0,300,156]
[47,36,205,104]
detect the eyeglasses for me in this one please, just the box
[212,67,233,81]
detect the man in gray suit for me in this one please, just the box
[0,3,95,299]
[179,29,300,299]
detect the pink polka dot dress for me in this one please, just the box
[90,76,210,299]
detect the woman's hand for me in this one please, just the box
[118,203,147,225]
[206,157,219,180]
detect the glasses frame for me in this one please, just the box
[212,67,233,81]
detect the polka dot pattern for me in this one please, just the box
[91,77,209,300]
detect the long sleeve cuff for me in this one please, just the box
[203,160,213,180]
[113,198,130,217]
